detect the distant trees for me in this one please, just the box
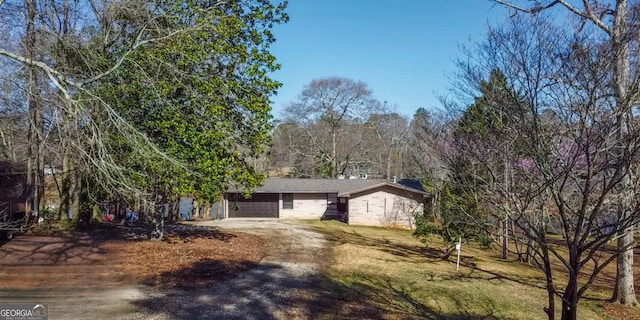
[406,108,449,194]
[368,111,411,179]
[0,77,26,162]
[278,77,380,178]
[271,77,429,179]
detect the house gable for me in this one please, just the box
[349,185,425,203]
[347,185,425,229]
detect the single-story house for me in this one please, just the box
[225,178,429,229]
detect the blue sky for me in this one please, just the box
[269,0,509,118]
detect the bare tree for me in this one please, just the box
[452,11,640,320]
[271,122,312,177]
[368,110,410,179]
[491,0,640,307]
[0,70,28,162]
[0,0,183,218]
[407,108,451,183]
[281,77,381,178]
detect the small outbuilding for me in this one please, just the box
[0,160,27,220]
[225,178,429,229]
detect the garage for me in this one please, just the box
[227,193,279,218]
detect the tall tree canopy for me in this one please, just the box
[279,77,381,178]
[0,0,288,235]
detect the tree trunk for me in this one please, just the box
[557,241,588,320]
[25,0,40,220]
[561,245,580,320]
[215,194,224,219]
[561,272,579,320]
[397,147,403,179]
[61,148,78,221]
[60,152,70,219]
[174,196,182,221]
[433,189,440,220]
[502,216,509,259]
[612,223,637,305]
[386,148,393,179]
[611,0,637,305]
[71,170,80,221]
[511,218,525,262]
[525,238,535,264]
[151,200,164,240]
[331,129,337,178]
[502,153,510,259]
[35,146,44,220]
[542,243,555,320]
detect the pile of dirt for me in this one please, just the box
[0,223,264,289]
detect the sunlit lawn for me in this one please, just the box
[298,220,632,320]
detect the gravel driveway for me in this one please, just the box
[135,219,329,320]
[0,219,328,320]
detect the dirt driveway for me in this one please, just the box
[0,220,328,320]
[137,219,330,320]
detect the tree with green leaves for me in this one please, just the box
[91,0,288,237]
[422,69,520,256]
[0,0,288,237]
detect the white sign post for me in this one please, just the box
[455,237,462,271]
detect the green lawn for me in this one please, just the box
[298,220,629,320]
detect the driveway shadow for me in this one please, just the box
[0,222,237,267]
[133,261,499,320]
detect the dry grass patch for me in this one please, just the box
[302,220,621,319]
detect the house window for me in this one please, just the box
[283,193,293,209]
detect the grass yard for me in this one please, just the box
[301,220,640,320]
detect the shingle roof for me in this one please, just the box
[397,179,425,192]
[0,161,24,174]
[231,178,428,197]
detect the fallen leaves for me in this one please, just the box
[603,302,640,320]
[115,232,264,288]
[0,223,264,289]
